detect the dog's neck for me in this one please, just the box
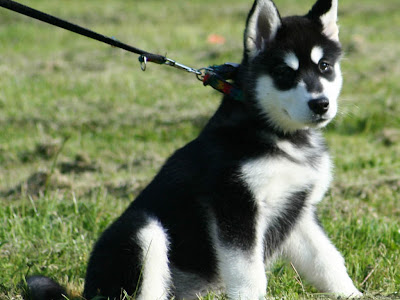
[201,94,316,147]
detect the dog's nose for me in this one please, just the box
[308,97,329,115]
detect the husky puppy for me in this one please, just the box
[28,0,362,299]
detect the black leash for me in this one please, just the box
[0,0,244,101]
[0,0,167,64]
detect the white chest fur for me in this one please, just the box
[240,142,332,209]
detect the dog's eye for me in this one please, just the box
[318,61,332,73]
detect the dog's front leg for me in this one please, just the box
[282,210,362,297]
[216,244,267,300]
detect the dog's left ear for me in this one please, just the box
[307,0,339,41]
[244,0,282,60]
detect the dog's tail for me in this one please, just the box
[25,275,67,300]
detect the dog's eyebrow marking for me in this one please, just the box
[311,46,324,65]
[284,52,299,70]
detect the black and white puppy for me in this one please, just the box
[28,0,362,299]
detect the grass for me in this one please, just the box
[0,0,399,299]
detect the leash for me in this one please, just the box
[0,0,243,102]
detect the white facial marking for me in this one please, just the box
[256,76,313,132]
[284,52,299,71]
[311,46,324,65]
[255,66,342,132]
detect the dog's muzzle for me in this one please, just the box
[308,97,329,115]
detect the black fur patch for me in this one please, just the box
[83,211,149,299]
[212,168,258,250]
[306,0,333,22]
[26,276,66,300]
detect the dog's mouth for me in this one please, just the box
[309,115,332,128]
[282,109,331,127]
[312,116,329,123]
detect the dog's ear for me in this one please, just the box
[307,0,339,41]
[244,0,282,60]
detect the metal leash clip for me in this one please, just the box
[139,55,147,71]
[196,67,212,82]
[164,58,202,76]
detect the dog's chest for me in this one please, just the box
[239,141,332,210]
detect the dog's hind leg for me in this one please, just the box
[135,218,172,300]
[84,213,171,300]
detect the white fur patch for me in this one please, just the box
[255,76,310,132]
[215,246,267,300]
[284,52,299,70]
[311,46,324,65]
[307,153,333,205]
[241,156,324,207]
[136,220,171,300]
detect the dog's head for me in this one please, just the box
[242,0,342,132]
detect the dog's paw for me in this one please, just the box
[348,291,363,298]
[335,290,363,299]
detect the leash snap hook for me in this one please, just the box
[139,55,147,71]
[196,68,211,82]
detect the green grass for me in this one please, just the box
[0,0,399,299]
